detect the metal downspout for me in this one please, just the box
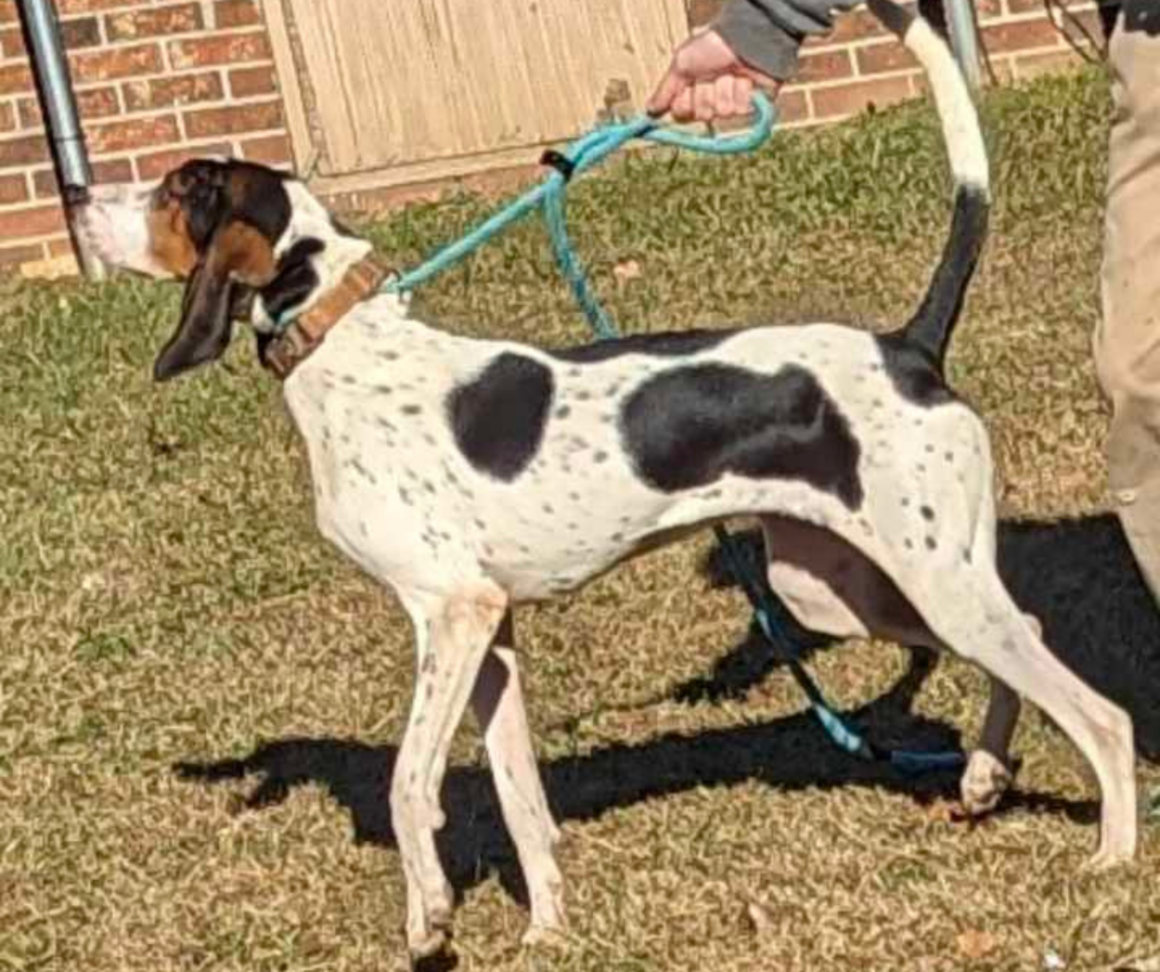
[945,0,983,91]
[16,0,104,278]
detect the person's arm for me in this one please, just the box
[716,0,862,79]
[648,0,861,120]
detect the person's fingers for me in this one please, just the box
[694,81,716,122]
[713,75,735,117]
[739,65,782,98]
[648,29,782,120]
[646,67,687,117]
[734,75,755,113]
[671,85,695,123]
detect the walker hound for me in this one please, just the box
[77,0,1137,960]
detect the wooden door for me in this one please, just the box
[262,0,689,193]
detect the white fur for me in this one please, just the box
[79,182,173,279]
[897,10,990,192]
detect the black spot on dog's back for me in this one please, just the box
[448,353,553,482]
[550,329,735,364]
[621,363,863,508]
[875,333,958,407]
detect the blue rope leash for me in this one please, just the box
[385,94,963,775]
[385,97,776,306]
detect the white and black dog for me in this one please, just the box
[78,0,1137,960]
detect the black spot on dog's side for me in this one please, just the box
[875,333,958,408]
[346,458,376,484]
[447,352,554,482]
[620,363,863,509]
[550,329,736,363]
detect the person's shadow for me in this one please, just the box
[175,512,1158,929]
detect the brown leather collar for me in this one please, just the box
[262,254,395,380]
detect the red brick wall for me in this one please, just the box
[0,0,1103,276]
[0,0,290,275]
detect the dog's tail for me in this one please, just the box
[868,0,990,368]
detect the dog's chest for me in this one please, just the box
[278,310,645,594]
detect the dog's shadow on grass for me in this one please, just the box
[175,513,1159,912]
[175,649,975,913]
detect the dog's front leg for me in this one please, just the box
[471,612,565,944]
[392,585,507,961]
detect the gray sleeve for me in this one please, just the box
[715,0,863,79]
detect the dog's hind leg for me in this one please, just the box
[760,514,933,644]
[761,516,1041,819]
[961,676,1021,816]
[898,564,1137,868]
[471,612,565,943]
[392,584,507,960]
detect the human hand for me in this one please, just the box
[647,29,780,122]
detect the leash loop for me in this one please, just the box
[384,94,775,298]
[383,93,964,775]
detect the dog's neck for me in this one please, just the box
[252,181,375,333]
[260,251,395,379]
[256,184,399,379]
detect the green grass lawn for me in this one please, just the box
[2,65,1159,971]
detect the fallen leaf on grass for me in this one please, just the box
[745,901,775,939]
[957,929,997,960]
[924,799,959,824]
[613,259,642,283]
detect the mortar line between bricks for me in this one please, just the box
[799,4,1096,58]
[109,61,275,88]
[785,68,922,94]
[983,12,1100,31]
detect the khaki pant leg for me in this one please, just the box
[1092,14,1160,601]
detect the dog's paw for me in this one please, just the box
[1080,846,1134,874]
[522,922,568,950]
[960,749,1013,817]
[409,927,455,971]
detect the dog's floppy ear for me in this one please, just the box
[153,220,277,381]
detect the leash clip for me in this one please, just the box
[540,149,576,183]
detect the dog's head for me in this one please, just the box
[79,158,371,381]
